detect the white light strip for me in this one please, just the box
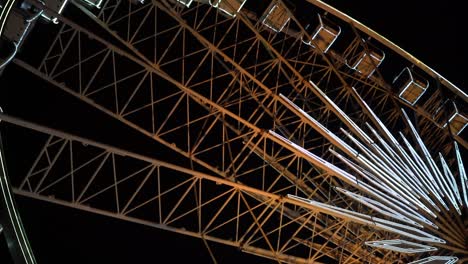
[279,93,430,213]
[365,239,437,253]
[349,89,446,213]
[329,148,437,226]
[408,256,458,264]
[342,131,437,215]
[340,129,425,199]
[369,125,441,210]
[361,126,430,196]
[270,130,439,226]
[377,133,452,211]
[329,148,404,201]
[439,153,462,211]
[402,111,445,193]
[365,123,408,170]
[335,187,422,227]
[426,156,459,213]
[288,194,445,244]
[278,93,358,157]
[439,153,461,205]
[399,133,445,209]
[348,88,449,210]
[454,142,468,208]
[350,87,401,149]
[365,124,436,198]
[402,110,458,212]
[270,84,466,255]
[307,81,373,145]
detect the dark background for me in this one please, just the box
[2,1,467,263]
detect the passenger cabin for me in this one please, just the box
[261,2,290,33]
[433,100,467,135]
[210,0,247,17]
[1,1,40,72]
[393,67,429,105]
[448,113,468,135]
[346,40,384,78]
[301,14,340,53]
[2,11,31,45]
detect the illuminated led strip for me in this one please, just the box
[287,194,445,244]
[439,153,462,207]
[357,128,430,198]
[399,133,446,210]
[307,81,373,145]
[368,126,432,192]
[270,130,438,227]
[348,88,464,216]
[271,82,468,257]
[335,187,422,228]
[340,129,427,198]
[301,84,433,203]
[454,142,468,207]
[368,125,441,211]
[279,93,434,215]
[402,110,460,214]
[330,149,409,202]
[351,89,447,209]
[328,149,436,228]
[408,256,458,264]
[365,239,437,253]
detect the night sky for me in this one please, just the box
[2,1,467,263]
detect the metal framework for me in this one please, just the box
[0,0,467,263]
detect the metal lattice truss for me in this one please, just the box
[4,0,468,262]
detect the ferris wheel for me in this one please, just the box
[0,0,467,263]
